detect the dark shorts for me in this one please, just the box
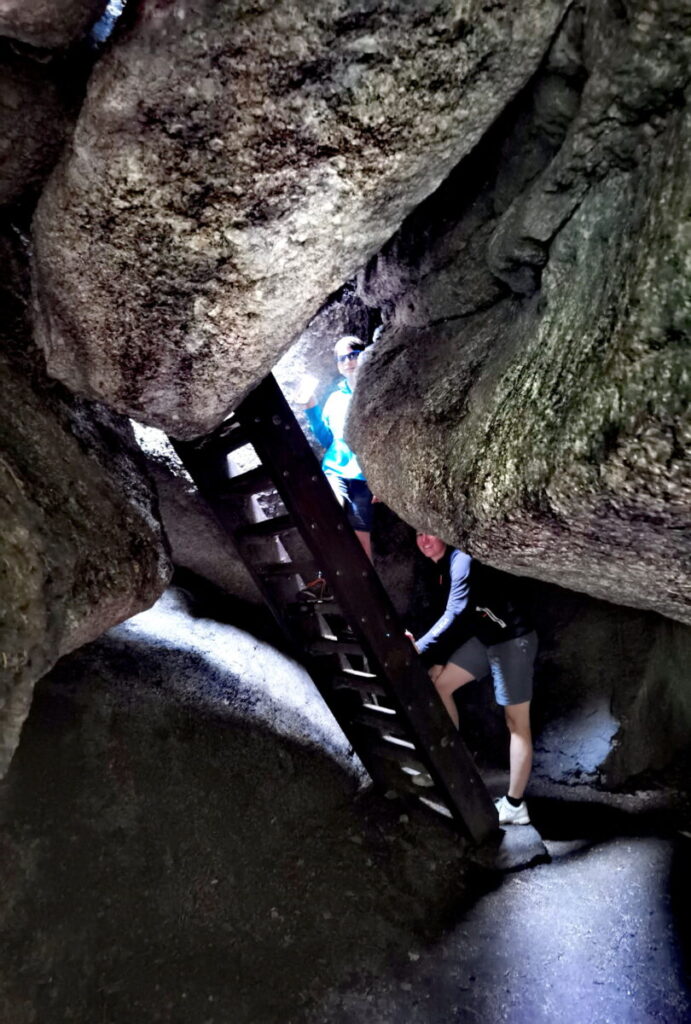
[326,474,374,533]
[448,632,537,706]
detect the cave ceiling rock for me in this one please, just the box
[355,1,588,326]
[0,0,108,49]
[0,226,171,778]
[0,42,75,208]
[32,0,567,439]
[348,0,691,624]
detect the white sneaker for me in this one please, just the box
[494,795,530,825]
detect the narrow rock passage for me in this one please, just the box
[1,594,688,1023]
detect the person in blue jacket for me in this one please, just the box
[299,336,374,559]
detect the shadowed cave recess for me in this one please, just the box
[1,1,689,1021]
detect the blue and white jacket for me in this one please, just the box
[305,379,365,480]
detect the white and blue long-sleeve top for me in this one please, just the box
[416,549,473,667]
[304,379,366,480]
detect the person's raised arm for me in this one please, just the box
[415,550,471,666]
[295,378,334,450]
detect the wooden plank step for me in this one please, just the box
[351,706,408,739]
[218,465,275,497]
[255,560,316,579]
[213,419,252,455]
[332,673,387,696]
[362,738,428,775]
[185,419,251,458]
[291,600,342,615]
[340,666,378,679]
[383,771,446,802]
[235,514,295,541]
[417,795,454,819]
[308,638,363,656]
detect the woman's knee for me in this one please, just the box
[435,664,475,696]
[504,701,531,735]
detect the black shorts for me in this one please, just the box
[449,632,537,706]
[326,475,374,533]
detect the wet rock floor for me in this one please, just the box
[1,602,689,1023]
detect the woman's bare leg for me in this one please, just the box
[355,529,372,561]
[503,701,532,799]
[430,663,475,728]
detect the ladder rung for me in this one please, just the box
[215,420,252,454]
[351,707,408,738]
[417,794,454,819]
[361,738,427,774]
[340,666,378,679]
[308,638,364,656]
[235,514,295,540]
[256,561,316,578]
[291,600,342,615]
[379,767,444,799]
[219,466,275,497]
[187,419,250,458]
[332,673,387,696]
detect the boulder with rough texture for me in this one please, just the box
[0,0,107,49]
[133,423,261,604]
[349,0,691,623]
[32,0,566,437]
[0,43,73,208]
[0,226,171,777]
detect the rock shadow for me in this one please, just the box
[0,627,501,1024]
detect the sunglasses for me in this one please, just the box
[337,351,361,364]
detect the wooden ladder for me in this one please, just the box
[172,373,498,844]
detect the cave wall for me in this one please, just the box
[0,225,171,776]
[0,40,74,209]
[0,1,176,777]
[348,0,690,624]
[0,0,107,50]
[530,584,691,787]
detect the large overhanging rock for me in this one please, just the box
[32,0,566,438]
[349,1,691,624]
[0,226,171,777]
[0,0,107,49]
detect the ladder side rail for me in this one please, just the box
[234,375,498,843]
